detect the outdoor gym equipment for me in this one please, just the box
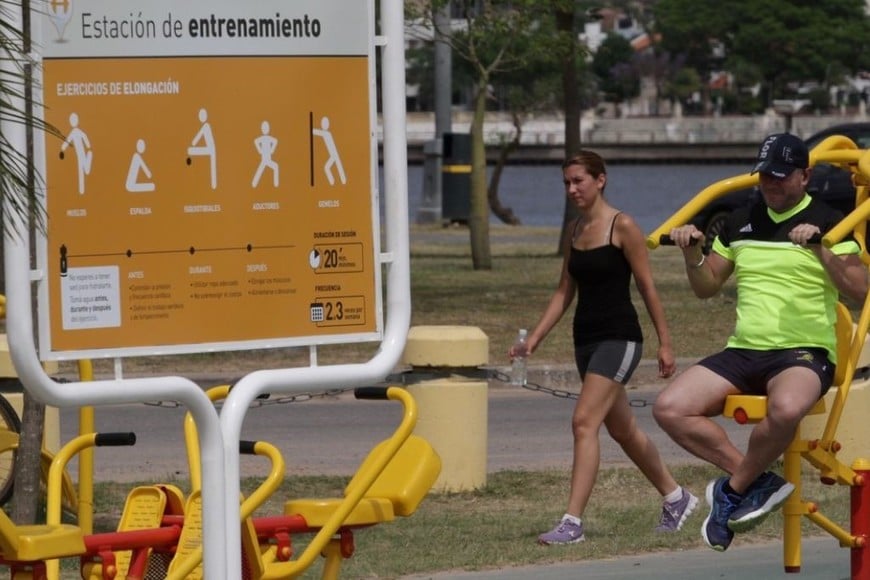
[36,428,280,580]
[0,379,440,579]
[648,134,870,578]
[0,431,160,580]
[174,385,441,579]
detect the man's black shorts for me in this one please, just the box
[697,347,835,397]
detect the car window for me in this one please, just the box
[806,125,870,150]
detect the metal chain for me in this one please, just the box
[143,386,356,409]
[488,368,653,407]
[144,400,185,408]
[253,388,354,406]
[489,369,578,399]
[141,368,659,408]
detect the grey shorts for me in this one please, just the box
[574,340,642,385]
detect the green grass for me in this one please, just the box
[58,465,851,579]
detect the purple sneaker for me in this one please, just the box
[537,517,585,545]
[655,488,699,532]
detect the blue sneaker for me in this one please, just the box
[728,471,795,532]
[702,477,740,551]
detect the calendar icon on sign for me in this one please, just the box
[310,302,324,322]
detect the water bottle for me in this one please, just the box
[511,329,528,386]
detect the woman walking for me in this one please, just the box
[511,150,697,545]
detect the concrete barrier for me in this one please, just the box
[402,325,488,491]
[406,379,487,492]
[402,325,489,369]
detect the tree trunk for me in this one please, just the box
[10,393,44,523]
[556,5,581,255]
[469,79,492,270]
[11,3,48,523]
[487,112,521,225]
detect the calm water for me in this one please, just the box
[390,163,749,235]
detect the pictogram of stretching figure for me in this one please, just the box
[252,120,279,188]
[126,139,155,192]
[312,115,346,186]
[60,112,93,195]
[187,107,217,189]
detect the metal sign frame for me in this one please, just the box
[34,0,383,361]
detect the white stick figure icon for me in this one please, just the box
[48,0,73,41]
[187,107,217,189]
[312,116,346,186]
[60,112,93,195]
[126,139,155,192]
[252,120,279,188]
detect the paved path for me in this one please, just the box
[57,370,744,481]
[401,537,852,580]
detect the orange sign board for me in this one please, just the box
[37,2,379,358]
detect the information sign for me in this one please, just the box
[36,0,379,358]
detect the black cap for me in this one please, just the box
[751,133,809,178]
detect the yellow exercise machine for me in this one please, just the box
[648,134,870,577]
[173,385,441,579]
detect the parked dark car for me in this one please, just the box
[691,122,870,251]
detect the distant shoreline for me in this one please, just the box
[400,141,758,165]
[381,111,868,164]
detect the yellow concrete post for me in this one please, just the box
[407,379,487,492]
[402,325,489,492]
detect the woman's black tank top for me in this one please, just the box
[567,213,643,346]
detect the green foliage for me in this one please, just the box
[655,0,870,107]
[408,0,870,116]
[654,0,731,76]
[728,0,869,87]
[407,1,595,113]
[662,65,701,103]
[406,1,586,270]
[0,0,51,236]
[439,0,561,82]
[592,33,640,103]
[807,87,831,112]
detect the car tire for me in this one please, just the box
[0,392,20,506]
[703,210,729,254]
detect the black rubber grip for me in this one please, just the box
[94,432,136,447]
[354,386,389,400]
[239,440,256,455]
[662,233,821,245]
[659,234,699,246]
